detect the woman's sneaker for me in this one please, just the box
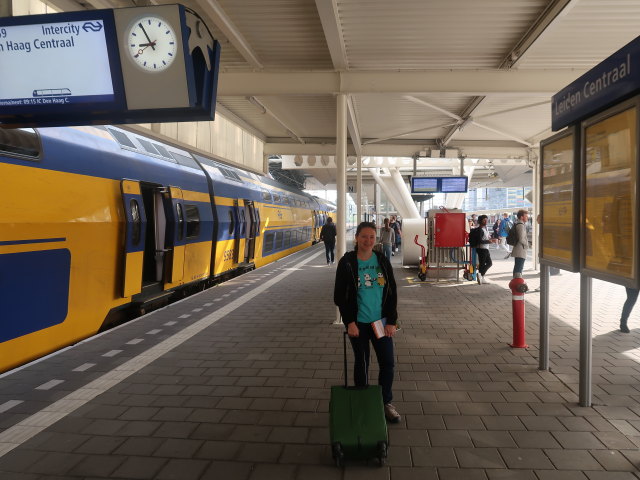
[384,403,401,423]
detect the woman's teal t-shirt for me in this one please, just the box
[356,254,385,323]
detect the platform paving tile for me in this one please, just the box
[3,250,640,477]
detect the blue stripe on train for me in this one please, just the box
[0,249,70,342]
[0,238,65,246]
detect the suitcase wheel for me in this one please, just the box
[418,272,426,281]
[377,441,388,467]
[332,442,344,468]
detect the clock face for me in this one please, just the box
[126,16,177,72]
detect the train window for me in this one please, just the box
[283,197,290,205]
[171,151,201,169]
[108,128,136,149]
[130,199,141,246]
[284,231,291,248]
[228,211,235,236]
[0,128,40,158]
[185,205,200,238]
[138,138,160,155]
[219,166,242,182]
[273,193,281,203]
[264,232,275,252]
[153,144,172,159]
[262,190,271,202]
[176,203,184,241]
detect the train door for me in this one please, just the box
[312,210,318,242]
[120,180,147,297]
[136,183,169,289]
[243,200,258,263]
[232,199,241,264]
[166,187,186,284]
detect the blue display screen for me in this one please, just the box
[411,176,468,193]
[0,9,125,125]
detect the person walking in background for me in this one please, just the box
[334,222,401,423]
[498,212,512,256]
[320,216,337,265]
[475,215,493,284]
[509,209,529,277]
[389,216,401,255]
[492,217,501,249]
[619,287,639,333]
[380,218,394,261]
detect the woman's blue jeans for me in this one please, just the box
[383,244,392,261]
[513,257,525,276]
[348,322,395,404]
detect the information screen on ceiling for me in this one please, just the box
[440,176,468,193]
[411,177,438,193]
[411,176,468,193]
[0,15,118,110]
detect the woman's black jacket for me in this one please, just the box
[333,250,398,327]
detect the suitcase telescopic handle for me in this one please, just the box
[343,331,348,388]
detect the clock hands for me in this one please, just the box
[138,23,156,51]
[134,41,156,58]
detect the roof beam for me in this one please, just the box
[196,0,263,69]
[266,142,529,159]
[314,0,348,70]
[346,95,362,157]
[217,70,580,96]
[441,97,485,146]
[499,0,579,69]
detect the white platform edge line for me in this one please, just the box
[0,248,324,458]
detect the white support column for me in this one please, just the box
[336,94,347,260]
[389,168,420,218]
[369,168,409,219]
[356,156,362,223]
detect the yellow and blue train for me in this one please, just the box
[0,125,334,372]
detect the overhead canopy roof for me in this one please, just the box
[44,0,640,186]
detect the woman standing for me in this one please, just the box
[380,218,394,261]
[334,222,401,423]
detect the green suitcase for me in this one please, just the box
[329,332,388,467]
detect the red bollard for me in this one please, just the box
[508,276,528,348]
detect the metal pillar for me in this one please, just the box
[579,274,592,407]
[356,156,362,223]
[532,158,539,271]
[539,264,550,371]
[336,94,347,260]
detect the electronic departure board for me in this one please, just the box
[441,176,468,193]
[411,177,438,193]
[411,176,468,194]
[0,5,220,128]
[0,10,125,119]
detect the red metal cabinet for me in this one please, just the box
[434,213,466,247]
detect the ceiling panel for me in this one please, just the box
[518,0,640,69]
[216,0,333,69]
[353,94,471,141]
[338,0,549,70]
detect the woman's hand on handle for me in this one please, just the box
[347,322,359,337]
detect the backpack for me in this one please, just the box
[468,227,483,248]
[506,222,519,246]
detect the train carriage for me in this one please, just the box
[0,125,333,372]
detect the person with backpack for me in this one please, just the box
[320,217,337,265]
[498,212,512,257]
[473,215,493,284]
[508,209,529,277]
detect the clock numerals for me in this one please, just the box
[126,16,177,73]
